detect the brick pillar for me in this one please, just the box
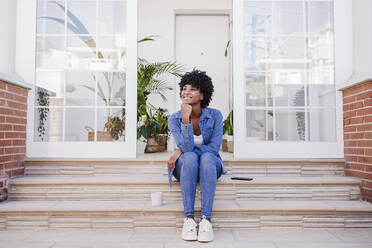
[0,79,30,201]
[342,80,372,202]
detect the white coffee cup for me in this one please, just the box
[151,192,163,206]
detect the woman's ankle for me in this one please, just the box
[186,215,194,220]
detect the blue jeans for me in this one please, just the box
[173,151,223,219]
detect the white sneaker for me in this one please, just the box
[198,217,213,242]
[182,217,197,241]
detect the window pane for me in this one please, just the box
[97,36,127,71]
[273,1,304,35]
[308,108,336,142]
[37,1,65,35]
[65,108,95,141]
[244,37,269,71]
[97,108,126,142]
[35,72,64,107]
[246,72,267,106]
[270,84,305,107]
[66,71,96,106]
[34,107,63,142]
[246,109,268,141]
[96,72,126,107]
[307,84,335,107]
[36,36,66,70]
[244,1,272,35]
[305,1,334,34]
[276,109,306,141]
[67,35,97,70]
[99,1,127,35]
[266,36,306,70]
[67,1,96,35]
[307,34,334,72]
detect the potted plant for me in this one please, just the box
[136,57,183,153]
[138,107,170,153]
[222,110,233,153]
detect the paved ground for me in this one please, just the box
[1,228,372,248]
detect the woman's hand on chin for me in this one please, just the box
[181,103,192,124]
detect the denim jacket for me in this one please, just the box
[167,107,227,186]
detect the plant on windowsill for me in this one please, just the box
[137,106,170,153]
[222,110,233,153]
[36,88,50,141]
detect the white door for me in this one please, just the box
[233,0,344,158]
[21,0,137,158]
[175,14,231,119]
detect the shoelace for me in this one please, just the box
[184,218,196,231]
[199,218,210,233]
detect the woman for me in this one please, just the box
[167,69,227,242]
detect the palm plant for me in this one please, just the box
[136,58,184,144]
[137,58,183,120]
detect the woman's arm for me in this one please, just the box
[194,110,223,156]
[168,115,195,152]
[167,149,182,170]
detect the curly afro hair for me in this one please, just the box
[179,69,214,108]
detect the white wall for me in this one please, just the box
[0,0,17,74]
[353,0,372,75]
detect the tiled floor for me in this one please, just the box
[1,228,372,248]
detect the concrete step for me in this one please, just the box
[0,199,371,229]
[9,176,361,201]
[24,157,346,177]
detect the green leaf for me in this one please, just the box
[224,40,231,57]
[138,35,159,43]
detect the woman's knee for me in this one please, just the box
[199,152,217,171]
[179,152,198,170]
[180,152,198,164]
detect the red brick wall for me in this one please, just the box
[0,80,29,201]
[342,81,372,203]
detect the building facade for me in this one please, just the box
[0,0,371,200]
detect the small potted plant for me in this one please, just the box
[137,107,170,153]
[222,110,233,153]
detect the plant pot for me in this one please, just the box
[226,135,233,153]
[85,126,113,141]
[222,137,228,152]
[145,134,168,153]
[137,139,146,154]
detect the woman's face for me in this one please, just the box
[181,84,204,106]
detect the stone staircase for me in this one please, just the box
[0,153,372,230]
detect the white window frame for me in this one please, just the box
[233,0,352,158]
[17,0,138,158]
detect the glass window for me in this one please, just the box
[244,0,336,142]
[35,0,127,142]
